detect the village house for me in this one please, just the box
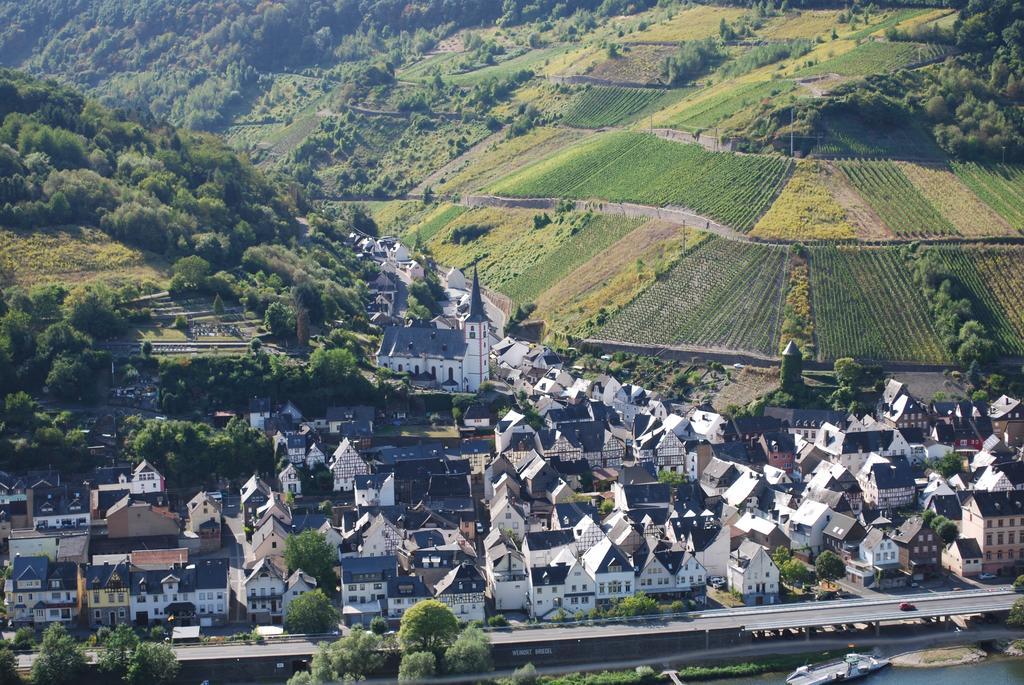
[81,561,131,628]
[728,541,779,606]
[6,556,79,627]
[961,490,1024,574]
[433,561,486,623]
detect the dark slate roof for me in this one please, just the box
[763,407,848,430]
[823,512,864,542]
[927,493,964,521]
[84,561,129,590]
[731,416,783,436]
[379,325,467,360]
[525,529,575,551]
[427,474,470,499]
[552,502,599,528]
[622,483,671,506]
[530,564,572,586]
[618,462,658,485]
[195,559,228,589]
[463,404,490,421]
[867,458,914,490]
[760,431,796,453]
[949,537,982,559]
[842,430,896,454]
[325,405,375,422]
[435,562,485,595]
[466,268,488,323]
[891,517,932,545]
[709,441,750,463]
[249,397,272,413]
[966,490,1024,517]
[340,555,397,583]
[388,574,430,599]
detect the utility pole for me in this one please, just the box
[1002,145,1007,165]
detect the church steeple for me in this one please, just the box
[466,266,488,323]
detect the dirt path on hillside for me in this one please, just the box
[460,194,748,241]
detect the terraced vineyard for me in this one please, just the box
[837,160,958,237]
[407,204,468,243]
[809,246,947,362]
[897,163,1014,237]
[489,132,793,231]
[812,113,946,160]
[932,246,1024,356]
[599,237,788,355]
[560,87,666,128]
[798,41,948,78]
[667,79,796,131]
[950,162,1024,232]
[751,161,857,240]
[503,215,646,305]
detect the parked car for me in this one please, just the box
[978,572,997,580]
[709,576,727,589]
[899,602,917,611]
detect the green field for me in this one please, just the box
[489,132,793,231]
[560,86,669,128]
[950,162,1024,231]
[668,79,797,131]
[933,246,1024,356]
[406,204,469,243]
[798,41,947,77]
[837,160,957,237]
[502,214,646,305]
[809,246,947,362]
[599,237,789,355]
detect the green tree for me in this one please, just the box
[264,301,296,338]
[612,592,659,617]
[98,623,140,680]
[170,255,211,292]
[928,451,962,478]
[213,294,225,316]
[1008,597,1024,627]
[508,663,538,685]
[771,546,792,568]
[284,531,337,595]
[444,626,492,675]
[284,589,339,634]
[0,645,20,685]
[4,391,37,427]
[780,558,811,586]
[399,600,459,655]
[46,354,93,401]
[64,284,124,338]
[309,347,357,386]
[815,551,845,586]
[31,624,86,685]
[325,626,383,679]
[833,357,863,388]
[399,651,436,682]
[936,519,959,545]
[370,616,388,635]
[126,642,179,685]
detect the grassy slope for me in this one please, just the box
[0,226,166,288]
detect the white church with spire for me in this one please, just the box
[376,268,491,392]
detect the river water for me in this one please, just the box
[704,657,1024,685]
